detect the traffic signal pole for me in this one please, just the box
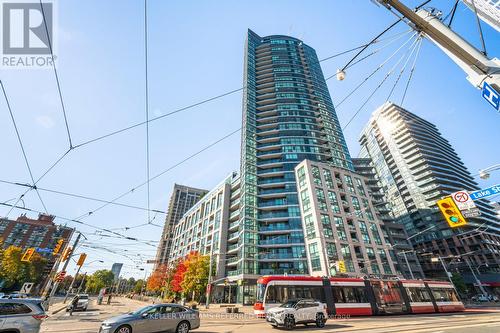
[47,232,82,308]
[63,263,82,304]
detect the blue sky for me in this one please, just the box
[1,0,498,278]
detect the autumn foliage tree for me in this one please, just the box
[146,264,168,292]
[180,252,210,301]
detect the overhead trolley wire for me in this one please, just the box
[0,179,166,214]
[0,202,157,247]
[144,0,152,225]
[39,0,73,149]
[331,31,419,110]
[1,81,49,214]
[342,33,422,130]
[73,127,242,223]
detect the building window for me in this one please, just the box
[304,214,316,239]
[315,188,327,211]
[362,199,374,220]
[344,175,355,193]
[359,221,371,244]
[300,190,311,213]
[297,166,306,188]
[371,224,383,245]
[323,169,334,189]
[341,244,354,272]
[328,191,341,213]
[334,217,347,241]
[321,214,334,239]
[308,242,321,271]
[326,242,338,261]
[312,166,322,186]
[351,196,363,218]
[355,178,366,196]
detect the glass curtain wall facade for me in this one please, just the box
[359,102,500,278]
[238,29,353,281]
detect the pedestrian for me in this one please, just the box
[69,295,79,316]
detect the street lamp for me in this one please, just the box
[478,163,500,179]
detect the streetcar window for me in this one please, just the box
[431,288,459,302]
[332,287,343,303]
[344,287,358,303]
[332,286,367,303]
[406,288,432,302]
[257,283,266,302]
[265,285,325,304]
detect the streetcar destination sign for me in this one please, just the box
[469,184,500,200]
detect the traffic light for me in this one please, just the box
[52,238,64,255]
[437,197,467,228]
[61,246,72,262]
[21,248,36,262]
[77,253,87,266]
[338,260,346,273]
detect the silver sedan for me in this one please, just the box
[99,304,200,333]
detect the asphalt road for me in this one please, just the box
[41,298,500,333]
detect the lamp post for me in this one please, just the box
[392,225,436,279]
[478,163,500,179]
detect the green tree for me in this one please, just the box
[180,252,209,301]
[0,246,46,291]
[451,272,468,295]
[85,270,115,294]
[134,279,145,294]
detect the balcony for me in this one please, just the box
[229,210,240,222]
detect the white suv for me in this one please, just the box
[266,299,327,330]
[0,298,48,333]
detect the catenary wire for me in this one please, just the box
[73,127,242,222]
[0,179,166,214]
[71,29,413,150]
[39,0,73,149]
[1,80,49,214]
[144,0,151,225]
[331,31,419,110]
[342,33,421,130]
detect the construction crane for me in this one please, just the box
[374,0,500,111]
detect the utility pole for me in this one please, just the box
[76,273,87,295]
[437,256,454,286]
[47,232,82,308]
[400,251,415,279]
[41,229,75,304]
[63,262,83,304]
[205,245,215,309]
[375,0,500,108]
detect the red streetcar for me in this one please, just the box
[254,275,465,317]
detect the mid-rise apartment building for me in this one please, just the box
[295,159,397,277]
[0,213,73,256]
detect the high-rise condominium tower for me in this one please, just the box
[238,29,353,278]
[359,102,500,280]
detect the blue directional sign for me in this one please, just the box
[36,247,53,253]
[470,184,500,200]
[482,82,499,111]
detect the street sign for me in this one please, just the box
[463,209,481,218]
[482,82,499,111]
[451,191,477,211]
[469,184,500,200]
[77,253,87,266]
[36,247,53,253]
[20,282,34,294]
